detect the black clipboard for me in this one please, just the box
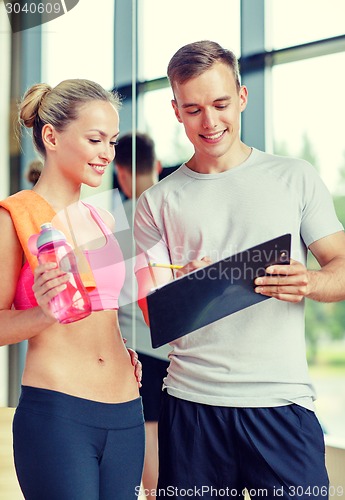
[147,234,291,348]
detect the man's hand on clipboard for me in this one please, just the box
[145,234,293,348]
[175,256,212,278]
[254,259,307,303]
[136,256,212,327]
[255,229,345,304]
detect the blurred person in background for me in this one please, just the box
[115,132,170,499]
[25,159,43,186]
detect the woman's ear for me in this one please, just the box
[42,124,57,151]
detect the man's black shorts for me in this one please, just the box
[139,352,169,422]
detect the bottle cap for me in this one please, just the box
[36,222,66,249]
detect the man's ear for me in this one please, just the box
[155,160,163,175]
[42,124,57,151]
[239,85,248,112]
[116,164,132,198]
[116,164,125,185]
[171,99,182,123]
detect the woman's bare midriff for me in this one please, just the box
[21,310,140,403]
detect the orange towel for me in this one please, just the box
[0,190,96,290]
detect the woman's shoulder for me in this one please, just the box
[0,206,23,269]
[82,202,115,232]
[96,207,115,232]
[0,204,16,226]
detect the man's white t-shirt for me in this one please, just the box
[134,149,343,410]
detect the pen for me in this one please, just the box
[149,262,183,270]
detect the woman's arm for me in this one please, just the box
[0,208,61,346]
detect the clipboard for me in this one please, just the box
[147,233,291,348]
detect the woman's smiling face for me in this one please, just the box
[51,100,119,187]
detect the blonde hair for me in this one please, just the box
[18,79,121,157]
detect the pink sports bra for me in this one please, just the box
[13,204,125,312]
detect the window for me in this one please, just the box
[272,54,345,438]
[139,88,193,167]
[269,0,345,49]
[41,0,115,89]
[0,0,11,406]
[41,0,116,202]
[0,2,11,200]
[137,1,345,439]
[271,53,345,195]
[137,0,240,166]
[138,0,240,81]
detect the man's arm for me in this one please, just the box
[254,231,345,303]
[136,266,173,326]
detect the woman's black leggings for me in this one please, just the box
[13,386,145,500]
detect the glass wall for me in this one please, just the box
[137,0,240,167]
[0,2,11,406]
[41,0,115,89]
[0,0,117,406]
[269,0,345,49]
[272,53,345,195]
[138,0,240,81]
[41,0,116,205]
[272,53,345,437]
[136,0,345,440]
[1,0,344,441]
[268,2,345,438]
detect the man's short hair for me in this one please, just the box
[115,132,156,175]
[167,40,241,92]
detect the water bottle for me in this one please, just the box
[31,223,92,324]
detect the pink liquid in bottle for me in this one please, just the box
[33,223,91,324]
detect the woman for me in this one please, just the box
[0,79,145,500]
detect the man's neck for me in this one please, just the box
[186,143,252,174]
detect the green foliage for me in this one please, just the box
[306,196,345,363]
[306,195,345,363]
[336,150,345,192]
[275,133,345,362]
[334,196,345,225]
[299,131,320,171]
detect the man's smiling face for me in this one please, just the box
[171,62,248,170]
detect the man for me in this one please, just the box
[115,132,170,499]
[134,41,345,499]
